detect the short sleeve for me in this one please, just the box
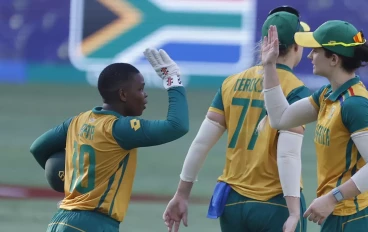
[208,87,224,115]
[341,96,368,134]
[286,86,311,105]
[309,85,328,110]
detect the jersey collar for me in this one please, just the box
[327,76,360,101]
[276,63,293,73]
[92,106,121,117]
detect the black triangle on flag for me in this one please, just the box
[82,0,119,40]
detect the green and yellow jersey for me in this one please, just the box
[309,77,368,216]
[30,87,189,222]
[209,64,310,201]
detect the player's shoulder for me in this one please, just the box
[350,80,368,98]
[276,64,306,91]
[342,95,368,109]
[221,65,263,91]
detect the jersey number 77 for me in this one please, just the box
[228,98,267,149]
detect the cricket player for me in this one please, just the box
[30,48,189,232]
[262,20,368,231]
[163,6,310,232]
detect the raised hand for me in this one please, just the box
[143,48,182,89]
[261,25,280,65]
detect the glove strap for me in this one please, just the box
[163,75,183,90]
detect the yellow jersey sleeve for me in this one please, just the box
[208,86,224,115]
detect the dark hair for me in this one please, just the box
[279,45,293,57]
[97,63,140,103]
[324,42,368,73]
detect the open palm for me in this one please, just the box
[262,25,280,65]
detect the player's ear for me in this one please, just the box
[119,88,127,102]
[330,53,340,67]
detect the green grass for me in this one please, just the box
[0,84,320,232]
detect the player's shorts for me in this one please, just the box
[46,209,119,232]
[321,206,368,232]
[219,187,307,232]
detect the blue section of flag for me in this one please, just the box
[139,42,241,64]
[0,60,26,84]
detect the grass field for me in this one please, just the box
[0,84,320,231]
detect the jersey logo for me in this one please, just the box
[58,171,65,182]
[130,119,141,131]
[328,106,336,119]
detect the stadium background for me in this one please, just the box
[1,0,367,231]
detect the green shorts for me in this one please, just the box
[46,209,119,232]
[321,206,368,232]
[220,188,307,232]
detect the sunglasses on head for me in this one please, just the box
[268,5,300,18]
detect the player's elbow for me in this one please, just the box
[29,140,39,156]
[174,123,189,137]
[29,142,46,169]
[169,121,189,138]
[269,120,284,130]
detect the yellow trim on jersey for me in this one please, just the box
[208,107,224,115]
[48,223,85,232]
[353,127,368,134]
[342,214,368,231]
[225,200,287,208]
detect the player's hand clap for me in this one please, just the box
[283,214,299,232]
[144,48,183,90]
[163,195,188,232]
[262,25,279,65]
[303,193,337,225]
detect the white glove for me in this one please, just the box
[143,48,183,90]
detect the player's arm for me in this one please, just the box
[262,32,318,128]
[329,97,368,201]
[176,87,226,199]
[113,86,189,150]
[113,48,189,150]
[277,85,311,217]
[29,117,73,169]
[263,80,321,129]
[163,88,225,231]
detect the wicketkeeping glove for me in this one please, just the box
[143,48,183,90]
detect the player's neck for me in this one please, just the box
[276,57,294,70]
[327,70,356,91]
[102,103,127,116]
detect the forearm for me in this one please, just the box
[285,197,301,216]
[180,117,225,182]
[277,130,303,215]
[165,87,189,134]
[30,128,67,169]
[332,132,368,201]
[277,130,303,197]
[141,87,189,144]
[264,87,317,129]
[175,180,194,199]
[263,64,281,89]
